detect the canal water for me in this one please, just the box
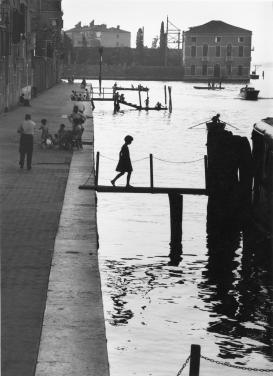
[86,73,273,375]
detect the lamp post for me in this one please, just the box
[98,47,103,94]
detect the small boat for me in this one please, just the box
[250,65,261,79]
[239,86,259,100]
[194,86,225,90]
[206,121,226,131]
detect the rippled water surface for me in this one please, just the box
[86,73,273,375]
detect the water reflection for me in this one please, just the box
[198,197,273,362]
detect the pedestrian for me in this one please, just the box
[111,135,134,187]
[17,113,36,170]
[144,97,149,108]
[68,105,86,125]
[39,119,50,148]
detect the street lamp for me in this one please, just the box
[98,47,103,94]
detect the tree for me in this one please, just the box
[136,28,144,50]
[159,21,165,56]
[151,36,158,49]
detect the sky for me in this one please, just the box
[62,0,273,65]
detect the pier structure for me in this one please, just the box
[80,151,209,263]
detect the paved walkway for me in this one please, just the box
[1,83,109,376]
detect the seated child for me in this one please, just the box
[52,133,60,146]
[58,123,66,136]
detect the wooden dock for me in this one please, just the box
[79,185,209,195]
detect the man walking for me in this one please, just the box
[17,113,36,170]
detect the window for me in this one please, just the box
[77,40,82,45]
[191,45,196,57]
[117,34,119,38]
[203,44,208,57]
[191,36,196,42]
[202,64,207,75]
[226,64,232,75]
[238,37,245,43]
[215,36,221,42]
[190,65,196,75]
[238,46,244,57]
[215,46,220,57]
[238,65,243,76]
[227,43,232,57]
[51,19,58,27]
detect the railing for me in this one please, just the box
[90,86,114,99]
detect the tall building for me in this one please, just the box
[65,21,131,48]
[0,0,64,114]
[182,21,252,81]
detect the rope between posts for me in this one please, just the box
[153,156,204,164]
[100,154,203,164]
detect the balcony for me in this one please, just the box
[226,56,233,62]
[202,56,209,62]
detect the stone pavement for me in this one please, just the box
[1,83,109,376]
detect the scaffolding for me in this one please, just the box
[165,16,181,66]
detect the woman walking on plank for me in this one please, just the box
[111,135,134,187]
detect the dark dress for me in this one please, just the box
[116,144,133,172]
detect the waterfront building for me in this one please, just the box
[65,21,131,48]
[182,21,252,81]
[0,0,64,114]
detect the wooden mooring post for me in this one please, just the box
[150,154,154,188]
[189,344,201,376]
[168,194,183,264]
[138,88,142,108]
[164,85,167,105]
[204,155,208,189]
[168,86,172,113]
[95,151,100,186]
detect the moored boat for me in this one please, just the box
[194,86,225,90]
[239,86,259,100]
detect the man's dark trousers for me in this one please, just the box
[19,134,33,170]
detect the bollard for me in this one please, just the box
[150,154,154,188]
[95,151,100,186]
[189,344,201,376]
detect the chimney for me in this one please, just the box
[90,20,95,27]
[101,24,107,31]
[117,25,120,29]
[75,21,81,28]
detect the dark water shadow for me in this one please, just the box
[198,197,273,362]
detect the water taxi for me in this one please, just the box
[239,86,259,100]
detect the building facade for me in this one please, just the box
[182,21,252,81]
[0,0,64,114]
[65,21,131,48]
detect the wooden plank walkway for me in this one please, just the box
[78,185,209,195]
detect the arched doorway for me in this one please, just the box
[214,64,221,78]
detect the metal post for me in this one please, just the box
[189,344,201,376]
[204,155,208,189]
[95,151,100,186]
[150,154,154,188]
[98,47,103,94]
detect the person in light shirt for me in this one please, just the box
[17,113,36,170]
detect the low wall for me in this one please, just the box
[62,65,185,81]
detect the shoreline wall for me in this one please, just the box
[62,64,249,82]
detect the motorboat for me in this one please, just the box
[239,86,259,100]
